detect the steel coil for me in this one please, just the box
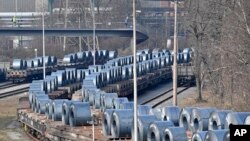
[33,58,41,67]
[138,105,152,115]
[191,108,217,132]
[163,127,187,141]
[93,91,103,109]
[245,116,250,125]
[50,56,57,65]
[76,52,84,61]
[69,102,91,127]
[150,108,162,120]
[147,121,174,141]
[29,90,45,106]
[109,51,118,59]
[102,93,118,110]
[33,94,48,112]
[82,87,96,102]
[34,95,49,113]
[113,97,129,109]
[26,60,34,68]
[102,109,115,136]
[51,70,65,86]
[191,131,208,141]
[132,115,159,141]
[63,55,74,63]
[52,99,68,121]
[208,110,232,130]
[162,106,180,126]
[45,100,53,119]
[88,89,100,106]
[62,100,81,125]
[37,99,50,114]
[182,48,192,63]
[179,107,195,130]
[224,112,250,129]
[111,109,133,138]
[12,59,24,69]
[204,130,229,141]
[121,102,134,110]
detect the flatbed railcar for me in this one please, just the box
[6,61,103,83]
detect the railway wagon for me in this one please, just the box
[0,62,10,82]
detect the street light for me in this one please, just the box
[132,0,138,140]
[34,48,37,57]
[42,0,46,80]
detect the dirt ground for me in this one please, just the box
[0,93,31,141]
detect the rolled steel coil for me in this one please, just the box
[26,60,34,68]
[69,53,78,63]
[163,127,187,141]
[109,50,118,59]
[50,56,57,65]
[162,106,180,126]
[179,107,195,130]
[224,112,250,129]
[102,93,118,110]
[34,95,49,113]
[182,48,192,63]
[101,50,109,59]
[132,115,159,141]
[76,52,84,61]
[51,70,65,86]
[29,90,45,106]
[102,109,115,136]
[43,56,51,66]
[208,110,232,130]
[45,100,53,119]
[62,100,81,125]
[205,130,229,141]
[32,94,48,112]
[46,76,58,91]
[111,109,133,138]
[113,97,129,109]
[44,79,52,93]
[82,87,96,102]
[94,91,103,109]
[36,57,43,66]
[65,68,76,83]
[150,108,162,120]
[12,59,24,70]
[191,131,208,141]
[138,105,152,116]
[147,121,174,141]
[121,102,134,110]
[245,116,250,125]
[33,58,41,67]
[69,102,91,127]
[88,89,101,106]
[37,99,50,114]
[52,99,68,121]
[63,55,74,63]
[191,107,217,132]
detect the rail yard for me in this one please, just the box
[0,0,250,141]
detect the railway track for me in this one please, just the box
[141,83,191,108]
[0,82,18,90]
[0,87,29,99]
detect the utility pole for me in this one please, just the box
[42,0,46,80]
[132,0,138,140]
[78,16,82,52]
[173,0,178,106]
[90,0,96,65]
[63,0,68,52]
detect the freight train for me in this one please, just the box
[6,50,118,83]
[17,48,196,141]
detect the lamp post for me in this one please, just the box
[132,0,138,140]
[90,0,96,66]
[34,48,37,57]
[42,0,46,80]
[173,0,178,106]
